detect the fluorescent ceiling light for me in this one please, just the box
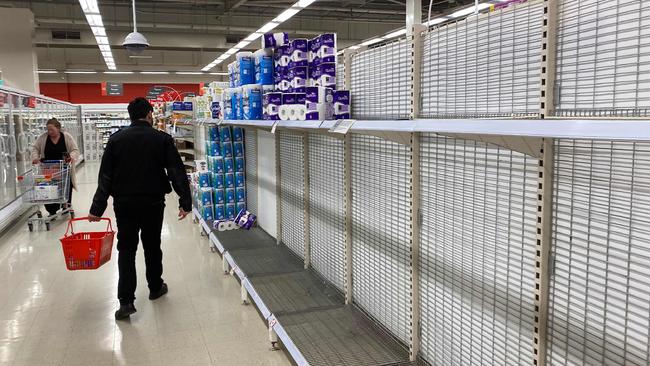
[385,29,407,39]
[98,44,111,52]
[79,0,99,13]
[424,17,447,26]
[273,8,300,23]
[176,72,203,75]
[209,72,228,75]
[91,27,106,37]
[95,36,109,45]
[233,40,251,50]
[244,33,263,42]
[296,0,317,7]
[104,71,133,74]
[258,22,279,34]
[141,71,169,74]
[85,14,103,27]
[65,71,97,74]
[360,38,385,46]
[38,70,59,74]
[450,3,491,18]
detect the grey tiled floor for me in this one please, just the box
[0,163,290,366]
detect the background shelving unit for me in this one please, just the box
[81,104,129,162]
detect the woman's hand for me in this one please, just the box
[32,158,40,164]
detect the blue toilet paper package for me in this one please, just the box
[211,156,224,174]
[219,126,232,142]
[235,157,245,172]
[232,127,244,142]
[236,187,246,202]
[224,158,235,173]
[206,141,220,157]
[235,172,246,187]
[226,204,237,220]
[221,142,233,158]
[213,188,225,205]
[242,85,262,120]
[225,188,236,204]
[225,173,235,188]
[202,205,214,221]
[200,188,213,206]
[211,173,224,189]
[236,201,246,214]
[214,204,226,221]
[236,52,255,85]
[198,171,211,187]
[254,50,274,85]
[233,142,244,157]
[208,126,219,141]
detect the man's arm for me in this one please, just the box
[163,135,192,216]
[89,140,113,218]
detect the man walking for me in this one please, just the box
[89,97,191,320]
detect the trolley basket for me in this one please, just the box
[60,217,115,271]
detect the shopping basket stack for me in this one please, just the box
[60,217,115,270]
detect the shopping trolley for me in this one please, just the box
[18,160,74,231]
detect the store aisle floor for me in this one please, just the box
[0,163,290,366]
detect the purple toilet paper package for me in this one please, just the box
[296,93,306,105]
[282,93,298,105]
[289,39,308,68]
[316,63,337,89]
[310,35,322,66]
[334,90,351,120]
[319,33,337,64]
[262,32,288,49]
[263,92,282,120]
[289,67,308,93]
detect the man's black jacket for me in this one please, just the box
[90,120,191,216]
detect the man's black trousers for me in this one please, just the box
[114,199,165,305]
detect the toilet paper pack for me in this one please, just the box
[309,35,321,66]
[262,32,288,49]
[236,172,246,187]
[319,33,337,64]
[289,39,308,69]
[254,49,274,86]
[236,52,255,85]
[224,157,235,173]
[315,63,337,89]
[210,156,224,174]
[235,157,245,172]
[221,142,233,158]
[236,187,246,202]
[233,142,244,157]
[263,92,282,120]
[211,173,224,189]
[236,202,247,216]
[232,127,244,142]
[277,45,291,68]
[226,204,237,220]
[213,188,225,205]
[225,173,235,188]
[222,89,236,120]
[334,90,351,119]
[208,125,219,141]
[242,84,263,120]
[225,188,236,204]
[214,204,226,221]
[200,187,213,206]
[305,87,334,120]
[198,171,211,187]
[289,67,308,93]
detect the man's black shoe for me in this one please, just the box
[149,283,168,300]
[115,303,137,320]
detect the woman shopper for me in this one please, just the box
[30,118,80,216]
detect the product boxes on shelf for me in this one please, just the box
[226,204,237,220]
[263,92,282,120]
[213,188,225,205]
[232,127,244,142]
[225,188,236,204]
[236,187,246,202]
[236,201,246,215]
[207,141,220,157]
[306,86,334,120]
[200,187,213,206]
[334,90,351,119]
[222,89,236,120]
[289,39,309,69]
[202,205,214,221]
[319,33,337,64]
[210,156,224,174]
[254,49,274,86]
[212,173,225,189]
[289,66,308,93]
[242,84,263,120]
[236,52,255,85]
[214,204,226,221]
[208,126,219,141]
[235,172,246,187]
[219,126,232,142]
[233,142,244,158]
[313,63,337,89]
[225,173,235,188]
[224,158,235,173]
[262,32,288,49]
[198,171,211,187]
[235,157,246,172]
[221,142,233,158]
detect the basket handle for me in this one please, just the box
[65,217,113,237]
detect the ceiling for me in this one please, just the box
[0,0,477,78]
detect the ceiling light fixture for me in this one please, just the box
[38,70,59,74]
[141,71,170,74]
[201,0,316,71]
[104,71,134,74]
[78,0,116,70]
[176,72,203,75]
[64,70,98,74]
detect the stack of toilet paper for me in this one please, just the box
[262,32,289,49]
[279,93,307,121]
[305,86,333,120]
[263,92,282,120]
[254,49,274,86]
[242,84,263,120]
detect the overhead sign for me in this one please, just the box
[101,82,123,96]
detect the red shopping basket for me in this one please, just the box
[60,217,115,270]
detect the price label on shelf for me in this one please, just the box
[329,119,355,134]
[270,121,279,134]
